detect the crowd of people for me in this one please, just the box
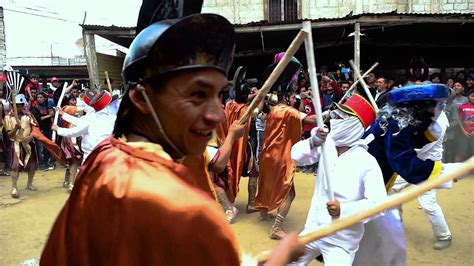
[0,72,120,197]
[0,0,472,265]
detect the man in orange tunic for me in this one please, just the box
[216,66,263,219]
[41,1,303,265]
[254,58,316,240]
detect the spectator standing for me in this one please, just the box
[457,89,474,161]
[30,92,55,170]
[445,81,468,162]
[374,77,390,108]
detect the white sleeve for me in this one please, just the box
[291,139,321,166]
[57,123,88,138]
[62,112,84,126]
[206,146,219,161]
[339,161,387,221]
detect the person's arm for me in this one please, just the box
[54,122,88,138]
[302,114,316,126]
[386,122,442,184]
[5,116,20,139]
[208,121,245,173]
[291,127,327,166]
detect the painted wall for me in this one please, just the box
[202,0,473,23]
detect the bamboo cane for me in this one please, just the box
[302,21,335,200]
[51,82,69,142]
[237,30,308,125]
[256,157,474,263]
[104,71,112,92]
[348,60,379,112]
[338,62,379,104]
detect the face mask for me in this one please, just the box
[329,116,364,147]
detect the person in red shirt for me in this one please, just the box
[299,87,317,173]
[457,89,474,160]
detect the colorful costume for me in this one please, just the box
[290,94,386,266]
[255,103,303,212]
[354,84,460,265]
[41,137,241,265]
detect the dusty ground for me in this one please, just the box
[0,168,473,265]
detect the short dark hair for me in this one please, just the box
[30,73,39,79]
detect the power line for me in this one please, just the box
[3,7,80,24]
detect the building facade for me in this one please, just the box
[203,0,473,24]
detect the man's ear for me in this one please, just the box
[129,84,151,114]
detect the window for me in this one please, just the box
[268,0,298,23]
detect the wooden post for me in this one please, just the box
[302,20,335,200]
[83,31,100,90]
[354,23,361,73]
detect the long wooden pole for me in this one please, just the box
[51,82,68,142]
[256,157,474,263]
[104,71,112,92]
[354,23,361,73]
[349,60,379,112]
[237,30,308,125]
[338,62,379,104]
[302,20,335,200]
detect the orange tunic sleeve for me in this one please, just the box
[254,104,302,212]
[223,101,251,203]
[41,137,240,266]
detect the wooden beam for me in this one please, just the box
[354,22,361,73]
[83,31,100,89]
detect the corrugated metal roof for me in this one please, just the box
[80,11,473,31]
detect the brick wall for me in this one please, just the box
[203,0,472,23]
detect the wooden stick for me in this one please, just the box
[303,20,335,200]
[237,30,308,125]
[104,71,112,92]
[349,60,379,112]
[51,82,68,142]
[338,62,379,104]
[256,157,474,263]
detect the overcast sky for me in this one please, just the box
[3,0,142,63]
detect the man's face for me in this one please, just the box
[341,83,350,92]
[30,89,37,98]
[367,73,376,83]
[16,104,24,113]
[36,94,46,104]
[69,98,77,106]
[454,82,464,94]
[468,93,474,104]
[52,80,60,87]
[148,68,226,156]
[288,93,297,107]
[431,76,441,84]
[466,78,473,87]
[375,78,386,92]
[71,89,80,98]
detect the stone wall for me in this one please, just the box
[0,7,6,67]
[203,0,473,23]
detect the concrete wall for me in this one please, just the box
[203,0,473,23]
[0,7,6,67]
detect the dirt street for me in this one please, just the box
[0,168,473,265]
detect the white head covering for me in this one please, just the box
[329,109,365,147]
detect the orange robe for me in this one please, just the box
[254,104,303,212]
[216,100,251,203]
[182,150,217,200]
[41,137,241,266]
